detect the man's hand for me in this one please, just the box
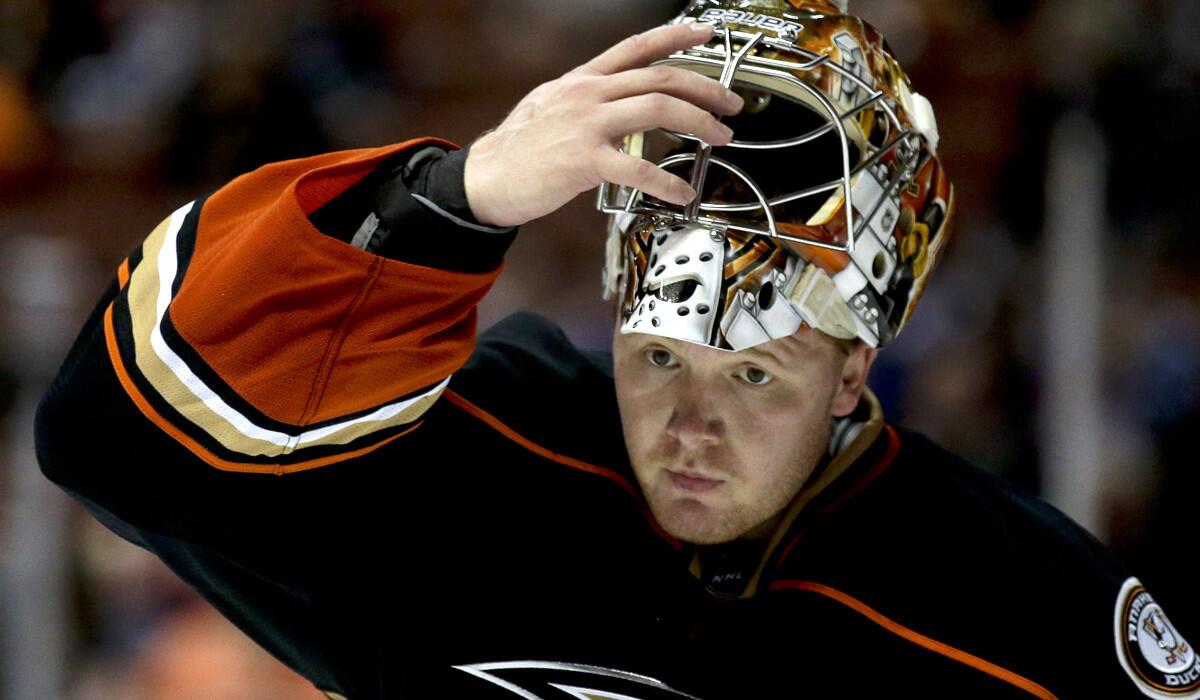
[463,22,743,228]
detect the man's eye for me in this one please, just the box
[737,366,772,385]
[646,348,677,367]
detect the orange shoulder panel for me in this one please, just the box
[168,140,503,426]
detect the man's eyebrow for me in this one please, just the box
[742,345,787,366]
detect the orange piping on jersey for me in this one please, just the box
[769,580,1059,700]
[443,390,682,551]
[775,423,901,566]
[117,258,131,290]
[103,302,419,475]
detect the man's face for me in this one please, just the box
[613,326,873,545]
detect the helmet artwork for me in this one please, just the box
[599,0,954,349]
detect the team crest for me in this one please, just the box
[1115,577,1200,698]
[453,661,704,700]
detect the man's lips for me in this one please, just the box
[667,470,725,493]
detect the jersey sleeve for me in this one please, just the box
[33,139,512,695]
[73,140,507,473]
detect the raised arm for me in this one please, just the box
[33,22,742,696]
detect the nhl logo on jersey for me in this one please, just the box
[453,660,703,699]
[1115,577,1200,698]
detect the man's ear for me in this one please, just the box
[831,341,877,417]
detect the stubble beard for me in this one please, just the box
[637,411,834,546]
[636,453,767,545]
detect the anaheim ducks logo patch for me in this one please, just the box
[453,661,703,700]
[1116,578,1200,698]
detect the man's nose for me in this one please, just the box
[664,385,725,449]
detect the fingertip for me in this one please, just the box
[725,89,745,112]
[712,123,735,146]
[672,183,699,206]
[688,24,715,48]
[657,20,712,45]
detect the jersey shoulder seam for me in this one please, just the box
[769,579,1059,699]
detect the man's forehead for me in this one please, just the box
[617,324,837,363]
[742,326,837,363]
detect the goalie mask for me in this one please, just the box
[600,0,954,350]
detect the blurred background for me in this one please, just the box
[1,0,1197,697]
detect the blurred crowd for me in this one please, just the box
[1,0,1197,697]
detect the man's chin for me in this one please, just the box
[652,497,743,545]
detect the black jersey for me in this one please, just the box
[35,142,1198,699]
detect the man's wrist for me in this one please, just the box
[365,143,516,272]
[409,144,511,232]
[462,134,508,229]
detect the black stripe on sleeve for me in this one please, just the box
[110,290,427,467]
[170,196,208,299]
